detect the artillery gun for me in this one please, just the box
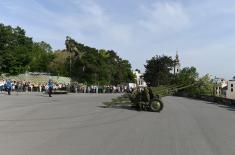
[103,82,200,112]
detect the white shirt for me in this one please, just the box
[0,81,5,86]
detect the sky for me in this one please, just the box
[0,0,235,79]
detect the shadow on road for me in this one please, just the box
[204,102,235,112]
[182,96,235,112]
[216,104,235,111]
[98,105,143,112]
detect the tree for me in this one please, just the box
[175,67,213,96]
[174,67,199,95]
[144,55,174,86]
[0,23,135,84]
[0,24,34,75]
[65,37,135,85]
[0,23,55,75]
[29,42,54,72]
[196,74,214,96]
[48,50,70,76]
[176,67,199,85]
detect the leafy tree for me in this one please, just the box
[0,23,55,75]
[0,24,33,74]
[48,50,70,76]
[29,42,54,72]
[176,67,199,85]
[65,37,135,85]
[196,74,214,96]
[144,55,174,86]
[0,23,134,85]
[174,67,199,94]
[176,67,213,96]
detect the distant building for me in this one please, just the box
[213,77,227,97]
[226,77,235,99]
[171,51,181,75]
[133,69,147,87]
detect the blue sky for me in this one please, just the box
[0,0,235,79]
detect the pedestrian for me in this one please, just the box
[48,79,53,97]
[0,79,4,94]
[16,81,22,94]
[6,79,12,95]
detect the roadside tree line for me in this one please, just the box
[0,23,135,85]
[0,22,214,95]
[144,55,214,96]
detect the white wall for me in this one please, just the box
[226,80,235,99]
[133,71,147,87]
[213,78,227,97]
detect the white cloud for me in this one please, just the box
[139,1,190,33]
[2,0,235,78]
[0,0,134,49]
[44,0,133,47]
[68,1,133,43]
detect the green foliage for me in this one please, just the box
[0,23,134,85]
[143,55,212,96]
[144,55,174,86]
[195,74,214,96]
[151,85,171,96]
[29,42,54,72]
[174,66,198,95]
[66,37,135,85]
[175,67,213,96]
[0,23,54,75]
[0,24,33,74]
[48,50,70,76]
[176,67,199,85]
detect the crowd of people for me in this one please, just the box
[70,85,133,94]
[0,78,134,96]
[0,79,62,96]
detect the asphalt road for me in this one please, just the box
[0,93,235,155]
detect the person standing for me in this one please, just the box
[6,79,12,95]
[0,79,4,94]
[48,79,53,97]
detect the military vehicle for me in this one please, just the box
[103,83,199,112]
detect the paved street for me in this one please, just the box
[0,93,235,155]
